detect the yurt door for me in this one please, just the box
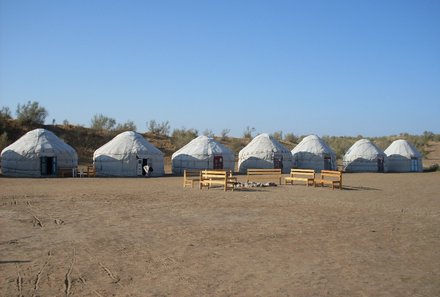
[324,156,332,170]
[411,157,418,172]
[142,159,149,176]
[377,157,385,172]
[273,154,283,170]
[213,156,223,169]
[136,159,143,176]
[40,156,57,176]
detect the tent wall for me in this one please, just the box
[387,156,423,172]
[171,136,235,175]
[93,131,165,177]
[343,157,388,173]
[384,140,423,172]
[0,129,78,177]
[238,151,292,174]
[172,154,235,175]
[94,154,164,177]
[292,152,337,171]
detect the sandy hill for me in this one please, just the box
[1,120,439,169]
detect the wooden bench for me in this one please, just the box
[58,167,75,177]
[246,169,282,185]
[199,170,236,192]
[183,169,200,188]
[284,169,315,186]
[314,170,342,190]
[86,165,96,177]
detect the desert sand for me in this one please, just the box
[1,172,440,296]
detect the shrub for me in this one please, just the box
[116,121,137,132]
[0,107,12,121]
[147,120,170,136]
[284,132,298,144]
[171,127,198,149]
[424,163,439,172]
[0,132,9,151]
[220,128,231,141]
[243,126,255,139]
[16,101,48,125]
[203,129,214,137]
[271,131,283,141]
[90,114,116,131]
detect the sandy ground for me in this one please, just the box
[1,172,439,297]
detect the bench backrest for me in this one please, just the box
[320,170,342,179]
[201,170,231,179]
[87,165,96,177]
[290,169,315,177]
[184,169,201,178]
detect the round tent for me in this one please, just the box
[343,139,387,172]
[291,135,337,171]
[0,128,78,177]
[93,131,164,177]
[238,133,292,174]
[384,139,423,172]
[172,135,235,175]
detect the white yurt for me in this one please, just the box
[93,131,164,177]
[343,139,387,172]
[172,135,235,175]
[291,135,337,171]
[0,128,78,177]
[238,133,292,174]
[384,140,423,172]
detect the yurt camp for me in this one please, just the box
[0,128,78,177]
[171,135,235,175]
[238,133,292,174]
[343,139,388,172]
[291,135,337,171]
[384,139,423,172]
[93,131,164,177]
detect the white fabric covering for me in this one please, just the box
[93,131,164,176]
[343,139,387,172]
[384,140,423,172]
[238,133,292,173]
[291,135,337,171]
[1,128,78,177]
[172,135,235,174]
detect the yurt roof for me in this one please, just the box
[172,135,234,159]
[94,131,163,159]
[384,139,422,158]
[291,134,335,155]
[344,139,385,159]
[240,133,290,156]
[1,128,77,157]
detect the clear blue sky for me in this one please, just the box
[1,0,439,137]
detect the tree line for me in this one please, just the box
[1,101,439,159]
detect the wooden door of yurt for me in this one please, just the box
[40,156,57,176]
[324,155,332,170]
[213,155,223,169]
[377,157,385,172]
[411,157,419,172]
[273,154,283,170]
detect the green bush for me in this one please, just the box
[171,127,198,149]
